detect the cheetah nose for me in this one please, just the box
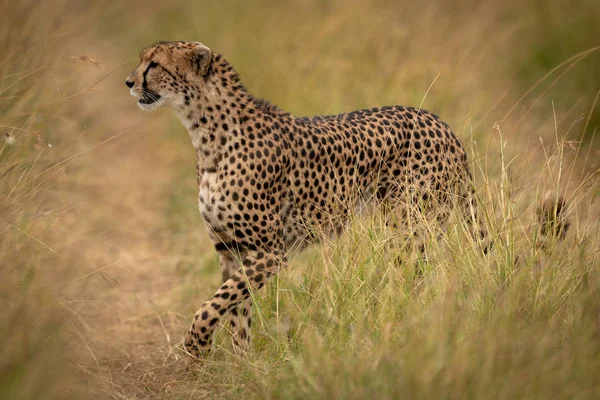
[125,80,134,88]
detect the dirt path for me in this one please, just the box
[54,85,218,397]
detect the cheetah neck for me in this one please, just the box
[173,54,291,173]
[177,97,240,172]
[174,80,248,172]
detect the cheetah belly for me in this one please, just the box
[280,186,358,251]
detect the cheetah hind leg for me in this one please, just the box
[460,189,491,254]
[385,205,443,277]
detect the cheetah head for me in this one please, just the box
[125,41,212,111]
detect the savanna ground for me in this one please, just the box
[1,0,600,399]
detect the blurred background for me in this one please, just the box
[1,0,599,399]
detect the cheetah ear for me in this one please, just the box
[188,42,212,76]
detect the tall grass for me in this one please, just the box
[1,0,599,399]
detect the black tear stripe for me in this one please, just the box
[141,61,157,89]
[142,61,177,88]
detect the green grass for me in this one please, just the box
[178,181,600,400]
[1,0,600,399]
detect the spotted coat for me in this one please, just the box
[126,41,486,357]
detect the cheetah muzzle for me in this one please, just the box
[138,89,161,105]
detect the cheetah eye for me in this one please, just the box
[149,61,159,69]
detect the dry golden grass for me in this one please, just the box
[1,0,599,399]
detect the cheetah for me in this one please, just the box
[126,41,488,358]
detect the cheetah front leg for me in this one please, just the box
[230,297,252,356]
[215,248,251,356]
[184,243,285,358]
